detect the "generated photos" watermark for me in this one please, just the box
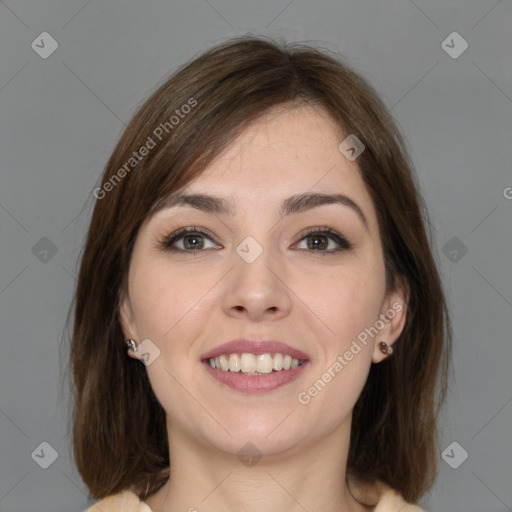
[297,301,403,405]
[93,97,197,200]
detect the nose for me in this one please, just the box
[221,246,292,322]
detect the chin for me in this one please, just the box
[201,410,308,456]
[212,431,304,460]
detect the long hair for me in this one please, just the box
[68,35,452,504]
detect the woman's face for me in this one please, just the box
[120,104,406,458]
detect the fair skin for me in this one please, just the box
[120,104,407,512]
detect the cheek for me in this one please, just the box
[299,261,386,347]
[129,259,203,335]
[294,268,381,426]
[127,260,219,420]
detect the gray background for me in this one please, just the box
[1,1,511,511]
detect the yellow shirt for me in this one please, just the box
[83,480,425,512]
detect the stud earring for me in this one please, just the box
[379,341,394,356]
[126,339,138,353]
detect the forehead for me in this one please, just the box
[182,104,375,219]
[204,103,345,175]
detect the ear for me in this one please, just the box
[118,287,139,360]
[372,276,409,364]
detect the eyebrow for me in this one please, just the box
[153,192,369,230]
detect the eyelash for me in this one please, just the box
[158,226,352,255]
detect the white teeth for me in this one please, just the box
[256,353,273,374]
[208,352,303,374]
[273,353,283,371]
[240,353,256,373]
[219,354,229,371]
[229,354,241,372]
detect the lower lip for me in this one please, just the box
[202,361,309,393]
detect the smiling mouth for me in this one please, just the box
[205,352,305,375]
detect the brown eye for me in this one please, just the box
[295,228,352,253]
[160,227,221,252]
[181,233,205,250]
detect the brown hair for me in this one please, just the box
[67,35,452,504]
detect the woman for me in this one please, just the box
[70,36,452,512]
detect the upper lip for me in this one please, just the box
[201,339,310,361]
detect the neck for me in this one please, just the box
[145,420,369,512]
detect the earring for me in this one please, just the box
[379,341,393,356]
[126,339,138,353]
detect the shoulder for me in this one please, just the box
[347,475,426,512]
[84,481,425,512]
[83,490,153,512]
[374,486,425,512]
